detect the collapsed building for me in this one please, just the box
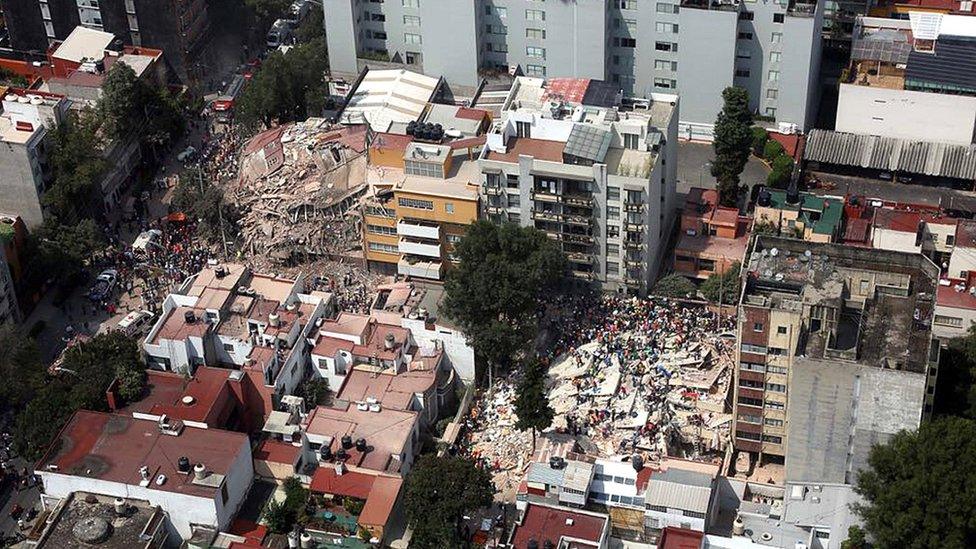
[233,119,371,262]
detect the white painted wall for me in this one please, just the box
[836,84,976,145]
[401,318,476,382]
[933,303,976,340]
[872,228,920,254]
[950,246,976,278]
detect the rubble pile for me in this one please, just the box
[461,295,735,479]
[231,119,370,262]
[243,257,388,314]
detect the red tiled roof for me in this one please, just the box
[370,132,414,153]
[337,367,437,412]
[119,367,239,427]
[359,475,403,528]
[711,207,739,228]
[228,519,268,545]
[253,438,301,464]
[636,466,654,492]
[767,132,805,162]
[310,467,375,500]
[937,281,976,311]
[511,504,607,549]
[659,526,704,549]
[448,135,487,149]
[455,106,490,121]
[873,209,921,233]
[485,137,565,163]
[243,126,286,155]
[843,218,872,244]
[544,78,592,104]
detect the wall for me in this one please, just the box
[836,84,976,145]
[401,317,475,381]
[949,246,976,278]
[323,0,359,76]
[933,303,976,339]
[676,8,736,140]
[418,0,479,86]
[0,135,45,228]
[778,11,821,130]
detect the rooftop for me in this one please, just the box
[37,411,248,498]
[761,190,844,236]
[510,503,608,549]
[309,468,403,528]
[336,365,439,412]
[304,404,419,474]
[340,69,440,132]
[746,236,937,373]
[34,492,166,549]
[52,27,115,63]
[117,368,240,426]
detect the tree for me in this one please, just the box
[100,62,141,140]
[853,417,976,548]
[767,155,795,189]
[43,108,107,224]
[653,274,697,299]
[933,328,976,419]
[763,139,786,162]
[33,219,104,281]
[751,126,768,157]
[840,525,867,549]
[171,169,240,245]
[0,326,45,411]
[712,87,753,208]
[297,3,325,44]
[236,39,329,131]
[300,377,329,405]
[514,358,554,451]
[443,221,566,377]
[404,455,495,549]
[700,261,741,305]
[245,0,290,22]
[263,499,291,534]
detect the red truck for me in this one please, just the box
[211,74,248,124]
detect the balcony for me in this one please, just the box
[624,202,644,213]
[564,214,593,227]
[484,186,504,196]
[623,239,643,249]
[563,194,594,208]
[624,221,643,232]
[567,252,594,264]
[531,189,559,203]
[531,210,560,223]
[624,258,644,268]
[397,220,440,240]
[543,230,563,242]
[624,277,643,286]
[563,233,595,245]
[398,237,441,258]
[398,256,443,280]
[571,270,595,280]
[486,205,506,215]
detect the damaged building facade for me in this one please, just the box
[732,235,939,484]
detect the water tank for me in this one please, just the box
[384,333,396,350]
[356,438,367,452]
[300,532,314,549]
[320,445,333,461]
[549,456,566,470]
[193,462,207,481]
[269,312,281,327]
[177,456,191,473]
[406,120,417,135]
[544,541,555,549]
[527,540,539,549]
[785,181,800,205]
[757,188,772,207]
[341,435,353,449]
[114,497,127,516]
[732,516,745,536]
[632,454,644,472]
[184,310,196,324]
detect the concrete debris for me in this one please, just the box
[460,295,736,487]
[230,119,371,263]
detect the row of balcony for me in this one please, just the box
[530,189,595,207]
[531,210,594,227]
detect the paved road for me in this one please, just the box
[0,458,40,543]
[808,171,976,213]
[676,141,770,196]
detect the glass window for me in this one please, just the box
[618,0,637,9]
[768,70,780,81]
[526,9,545,21]
[607,206,620,220]
[526,28,546,39]
[398,197,434,210]
[607,243,619,256]
[525,64,546,77]
[653,78,676,89]
[402,0,419,6]
[774,13,785,23]
[766,88,778,99]
[403,15,420,26]
[607,186,620,201]
[526,46,546,58]
[404,33,422,45]
[771,31,783,43]
[770,51,782,63]
[607,261,620,275]
[657,2,678,13]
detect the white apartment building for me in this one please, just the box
[0,89,68,228]
[478,77,678,294]
[324,0,823,139]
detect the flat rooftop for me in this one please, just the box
[118,367,238,425]
[746,236,936,373]
[510,503,608,549]
[37,411,248,498]
[35,492,165,549]
[336,362,439,412]
[304,403,418,474]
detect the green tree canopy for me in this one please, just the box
[751,126,769,157]
[297,3,325,44]
[42,108,107,224]
[514,357,554,450]
[236,39,328,131]
[99,62,185,148]
[853,417,976,548]
[443,221,566,375]
[404,455,495,549]
[245,0,290,22]
[712,87,753,208]
[933,326,976,419]
[0,326,45,410]
[700,261,741,305]
[653,273,697,299]
[171,169,240,245]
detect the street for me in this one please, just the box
[808,171,976,212]
[676,141,770,197]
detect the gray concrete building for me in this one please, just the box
[733,236,939,479]
[477,77,678,294]
[324,0,822,139]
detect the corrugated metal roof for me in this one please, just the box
[526,462,565,486]
[804,129,976,179]
[645,478,712,513]
[906,37,976,91]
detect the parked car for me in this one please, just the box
[88,269,118,301]
[267,19,294,49]
[177,146,197,163]
[132,229,163,254]
[116,310,155,337]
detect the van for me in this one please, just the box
[267,19,294,49]
[118,310,155,337]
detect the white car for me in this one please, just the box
[117,310,155,337]
[89,269,118,301]
[177,146,197,162]
[132,229,163,253]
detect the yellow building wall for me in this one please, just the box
[369,145,406,169]
[394,191,479,225]
[363,213,399,264]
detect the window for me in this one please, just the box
[653,78,676,89]
[619,37,636,47]
[656,22,678,33]
[369,242,398,253]
[623,18,638,33]
[766,88,778,100]
[741,343,767,355]
[623,133,640,149]
[607,186,620,201]
[735,69,750,78]
[776,325,787,335]
[736,48,751,59]
[741,362,765,372]
[486,42,508,53]
[526,28,546,39]
[402,0,419,6]
[737,430,761,441]
[768,70,780,81]
[404,33,422,44]
[405,51,421,64]
[771,31,783,43]
[371,31,387,39]
[223,343,235,352]
[607,261,620,275]
[526,64,546,77]
[766,382,787,393]
[774,13,785,22]
[370,12,386,21]
[607,206,620,220]
[740,413,762,424]
[654,60,676,71]
[607,243,619,256]
[398,197,433,210]
[753,322,764,332]
[618,0,637,8]
[770,51,782,63]
[507,194,520,208]
[762,434,783,444]
[764,418,784,427]
[526,9,545,21]
[657,2,679,13]
[767,365,788,375]
[655,41,677,52]
[526,46,546,58]
[740,397,763,407]
[445,202,454,214]
[935,315,964,327]
[765,400,785,410]
[737,31,753,40]
[739,10,754,20]
[367,224,396,235]
[740,379,764,389]
[486,24,507,35]
[403,15,420,26]
[765,107,777,117]
[494,6,508,17]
